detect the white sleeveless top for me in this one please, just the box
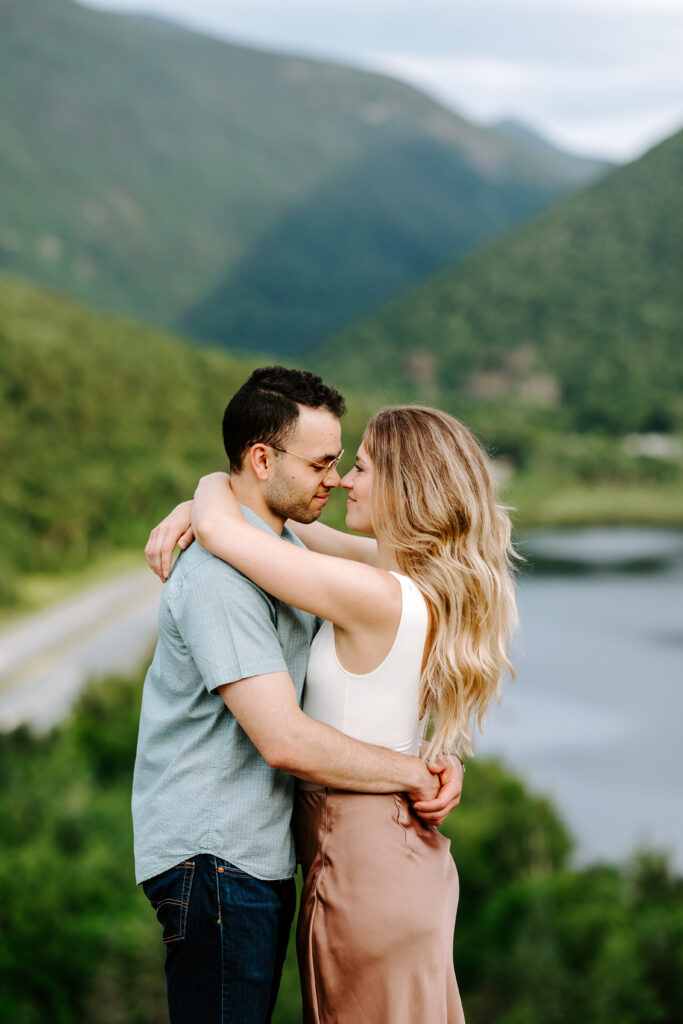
[302,572,429,757]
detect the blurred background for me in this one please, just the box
[1,1,681,1021]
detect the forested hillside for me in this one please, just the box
[0,270,377,604]
[0,271,242,593]
[0,0,606,354]
[314,129,683,435]
[2,263,681,612]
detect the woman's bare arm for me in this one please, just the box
[286,520,378,565]
[192,473,400,631]
[144,499,378,582]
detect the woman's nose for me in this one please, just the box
[339,470,353,490]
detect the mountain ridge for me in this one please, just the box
[311,127,683,434]
[1,0,607,352]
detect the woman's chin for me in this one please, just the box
[344,510,360,532]
[345,510,373,536]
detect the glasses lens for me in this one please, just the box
[318,451,343,473]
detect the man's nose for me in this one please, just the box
[322,465,342,487]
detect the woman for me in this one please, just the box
[150,405,517,1023]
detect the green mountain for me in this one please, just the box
[0,269,375,603]
[1,263,681,612]
[0,270,254,598]
[0,0,606,355]
[313,128,683,434]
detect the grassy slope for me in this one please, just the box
[0,271,252,596]
[313,129,683,435]
[0,0,605,353]
[0,270,374,603]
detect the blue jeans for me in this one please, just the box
[142,854,296,1023]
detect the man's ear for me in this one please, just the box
[248,443,272,481]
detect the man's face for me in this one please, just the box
[264,406,343,524]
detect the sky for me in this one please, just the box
[80,0,683,161]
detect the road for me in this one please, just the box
[0,568,162,732]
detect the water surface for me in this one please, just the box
[478,528,683,868]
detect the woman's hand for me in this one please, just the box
[191,472,242,539]
[145,500,194,581]
[411,755,465,827]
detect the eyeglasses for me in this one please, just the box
[268,444,344,475]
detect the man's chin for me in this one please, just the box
[296,508,324,525]
[277,505,324,526]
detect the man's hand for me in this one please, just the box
[405,766,441,807]
[411,755,464,827]
[145,500,194,581]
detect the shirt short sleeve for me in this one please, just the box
[169,552,288,694]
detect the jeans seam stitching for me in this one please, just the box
[180,861,195,938]
[213,857,224,1024]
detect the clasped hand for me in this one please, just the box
[410,756,464,827]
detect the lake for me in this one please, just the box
[478,527,683,869]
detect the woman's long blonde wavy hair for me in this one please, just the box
[363,406,518,758]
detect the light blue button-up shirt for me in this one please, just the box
[132,507,317,884]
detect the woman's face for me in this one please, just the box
[340,441,374,535]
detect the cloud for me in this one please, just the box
[367,49,683,159]
[76,1,683,158]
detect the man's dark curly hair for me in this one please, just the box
[222,366,346,471]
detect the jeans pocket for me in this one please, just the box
[142,860,195,944]
[217,858,251,878]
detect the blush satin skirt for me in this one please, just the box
[293,787,466,1024]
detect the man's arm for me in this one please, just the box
[219,670,438,803]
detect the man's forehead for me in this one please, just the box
[291,405,342,449]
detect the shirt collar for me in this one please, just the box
[240,504,298,545]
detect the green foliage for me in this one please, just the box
[441,765,683,1024]
[0,269,380,604]
[0,676,167,1023]
[1,672,682,1023]
[498,431,683,529]
[314,129,683,436]
[0,0,605,353]
[458,857,683,1024]
[0,271,260,590]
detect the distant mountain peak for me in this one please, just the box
[492,117,614,176]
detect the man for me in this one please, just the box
[134,366,462,1023]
